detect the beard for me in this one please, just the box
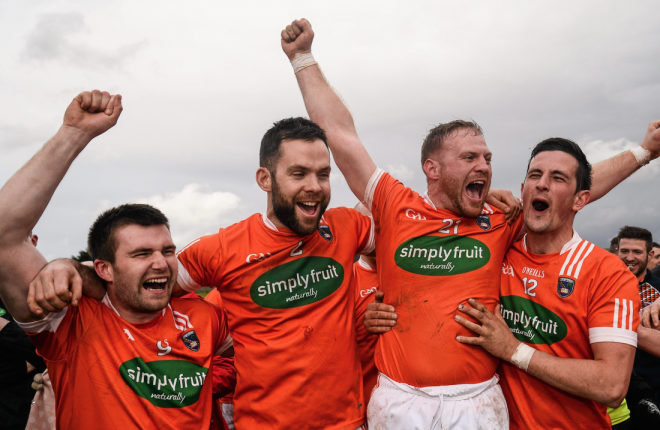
[112,268,172,313]
[271,177,329,236]
[631,259,648,278]
[438,173,487,219]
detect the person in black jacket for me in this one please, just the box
[0,233,48,430]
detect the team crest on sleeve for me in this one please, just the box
[318,225,333,241]
[181,330,201,352]
[557,277,575,298]
[476,215,491,231]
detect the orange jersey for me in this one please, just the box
[177,210,374,430]
[353,259,380,406]
[498,233,639,429]
[205,288,234,404]
[18,295,230,430]
[365,170,523,387]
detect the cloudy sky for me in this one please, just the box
[1,0,658,260]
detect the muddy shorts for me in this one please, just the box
[367,373,508,430]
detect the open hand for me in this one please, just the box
[455,298,520,361]
[62,90,123,140]
[363,291,398,334]
[281,19,314,61]
[641,298,660,329]
[486,188,522,224]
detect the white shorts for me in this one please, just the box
[367,373,509,430]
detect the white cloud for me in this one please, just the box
[386,164,414,181]
[580,137,660,177]
[580,137,639,163]
[136,184,241,246]
[22,12,145,70]
[96,184,242,248]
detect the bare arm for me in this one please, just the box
[524,342,634,408]
[638,325,660,358]
[0,90,122,322]
[455,299,634,408]
[281,19,376,200]
[589,120,660,203]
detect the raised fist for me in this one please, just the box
[641,120,660,160]
[62,90,123,140]
[281,19,314,60]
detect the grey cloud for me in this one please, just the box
[0,123,50,151]
[22,13,145,70]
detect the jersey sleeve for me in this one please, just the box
[177,233,224,293]
[587,255,640,347]
[364,169,410,229]
[339,207,375,256]
[207,301,232,355]
[15,298,101,361]
[507,209,525,246]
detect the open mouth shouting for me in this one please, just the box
[531,197,550,213]
[296,201,321,218]
[142,277,168,294]
[465,180,486,203]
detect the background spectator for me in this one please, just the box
[617,226,660,421]
[610,236,620,254]
[649,242,660,276]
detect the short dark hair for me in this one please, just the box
[526,138,592,193]
[421,120,483,168]
[653,242,660,249]
[610,237,619,245]
[88,204,170,263]
[259,117,328,173]
[617,226,653,252]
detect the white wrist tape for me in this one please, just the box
[291,52,317,73]
[629,146,651,166]
[510,343,536,372]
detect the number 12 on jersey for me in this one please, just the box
[522,277,537,297]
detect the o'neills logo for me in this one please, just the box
[499,295,567,345]
[119,357,208,408]
[394,236,490,276]
[250,257,344,309]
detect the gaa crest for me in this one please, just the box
[181,330,201,352]
[557,277,575,298]
[318,225,333,241]
[476,215,491,231]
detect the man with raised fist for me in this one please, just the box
[282,18,660,429]
[0,91,232,430]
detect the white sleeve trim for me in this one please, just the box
[215,332,234,355]
[359,215,376,256]
[177,259,203,292]
[363,168,385,212]
[589,327,637,347]
[15,307,69,334]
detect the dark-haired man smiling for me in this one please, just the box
[0,91,232,430]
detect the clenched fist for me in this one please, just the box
[641,120,660,160]
[281,19,314,60]
[63,90,123,140]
